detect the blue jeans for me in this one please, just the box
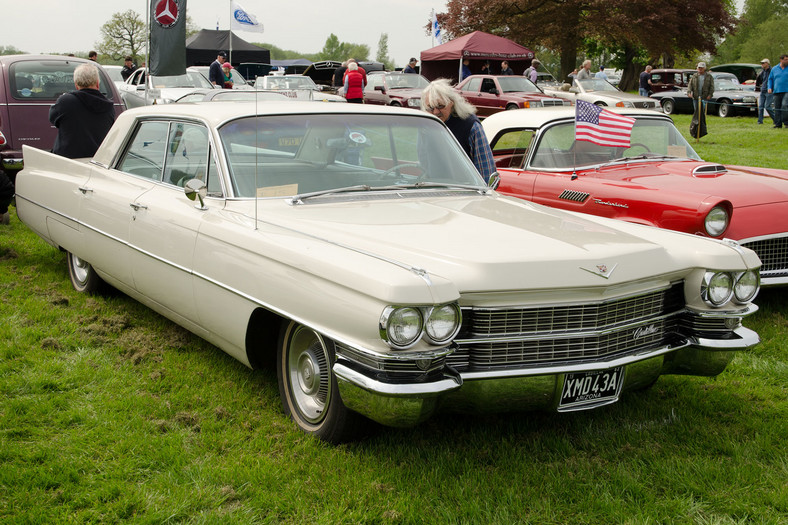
[639,88,649,97]
[759,90,775,124]
[772,92,787,127]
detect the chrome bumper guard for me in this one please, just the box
[334,324,760,428]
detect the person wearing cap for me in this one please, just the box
[767,54,788,129]
[221,62,234,89]
[121,56,137,80]
[403,58,418,74]
[755,58,774,125]
[209,51,228,87]
[687,62,714,113]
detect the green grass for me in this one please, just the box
[2,121,788,523]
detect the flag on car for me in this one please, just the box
[231,1,264,33]
[575,100,635,148]
[149,0,187,76]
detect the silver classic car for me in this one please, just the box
[545,78,661,110]
[16,102,760,442]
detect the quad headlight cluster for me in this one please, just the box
[701,270,760,307]
[380,303,462,350]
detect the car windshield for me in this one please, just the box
[385,73,429,89]
[150,72,212,89]
[9,59,117,101]
[218,113,485,198]
[497,76,541,93]
[716,80,743,92]
[530,117,702,169]
[576,79,619,93]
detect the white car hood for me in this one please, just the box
[246,193,750,293]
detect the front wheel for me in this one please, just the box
[718,101,732,118]
[67,252,105,294]
[505,103,519,111]
[277,321,364,443]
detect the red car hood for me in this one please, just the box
[597,160,788,208]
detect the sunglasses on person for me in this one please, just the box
[426,103,447,112]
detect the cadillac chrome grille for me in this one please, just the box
[450,282,685,370]
[740,236,788,276]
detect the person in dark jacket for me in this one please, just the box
[120,56,137,80]
[420,78,496,183]
[49,64,116,159]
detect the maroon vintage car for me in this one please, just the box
[456,75,570,117]
[363,72,429,108]
[482,107,788,286]
[647,68,695,94]
[0,55,125,180]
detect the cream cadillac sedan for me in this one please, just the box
[16,102,760,443]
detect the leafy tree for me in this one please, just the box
[440,0,735,87]
[715,0,788,62]
[0,45,26,55]
[317,34,369,62]
[376,33,393,69]
[96,10,146,62]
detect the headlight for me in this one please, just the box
[701,271,734,307]
[380,307,423,349]
[424,304,461,344]
[734,270,760,303]
[407,98,421,107]
[525,100,542,108]
[704,206,729,236]
[616,101,634,107]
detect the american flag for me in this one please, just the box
[575,100,636,147]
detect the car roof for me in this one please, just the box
[481,107,669,139]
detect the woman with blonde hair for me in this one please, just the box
[420,78,496,182]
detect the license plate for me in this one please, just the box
[278,137,301,146]
[558,367,623,411]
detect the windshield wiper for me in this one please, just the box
[289,185,372,204]
[288,182,488,204]
[596,153,678,168]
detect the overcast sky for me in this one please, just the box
[3,0,448,68]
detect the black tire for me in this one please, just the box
[277,321,364,443]
[390,101,402,107]
[505,103,519,111]
[594,101,607,107]
[661,99,675,115]
[66,251,105,294]
[718,100,732,118]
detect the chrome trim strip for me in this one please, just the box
[333,362,463,396]
[687,304,758,318]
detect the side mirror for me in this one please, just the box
[488,172,500,190]
[374,85,386,93]
[184,178,208,210]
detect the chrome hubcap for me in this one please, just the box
[71,255,90,284]
[287,326,330,424]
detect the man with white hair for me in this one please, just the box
[49,63,115,159]
[576,60,592,80]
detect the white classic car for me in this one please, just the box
[16,102,760,443]
[545,78,661,110]
[254,74,346,102]
[118,67,217,108]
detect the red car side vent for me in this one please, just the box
[692,164,727,177]
[559,190,591,202]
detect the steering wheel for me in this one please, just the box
[627,142,652,153]
[380,162,422,179]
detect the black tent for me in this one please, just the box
[186,30,270,66]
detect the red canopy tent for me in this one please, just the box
[420,31,534,83]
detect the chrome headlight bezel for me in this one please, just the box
[380,303,461,350]
[701,271,734,307]
[423,303,462,345]
[733,270,760,304]
[704,206,729,237]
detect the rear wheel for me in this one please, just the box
[718,100,732,117]
[277,321,363,443]
[67,252,105,294]
[661,99,675,115]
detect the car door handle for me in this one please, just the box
[78,186,93,194]
[129,202,148,211]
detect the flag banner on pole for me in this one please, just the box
[575,100,635,147]
[150,0,187,76]
[432,11,442,46]
[231,1,264,33]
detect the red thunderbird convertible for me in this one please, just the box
[482,107,788,286]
